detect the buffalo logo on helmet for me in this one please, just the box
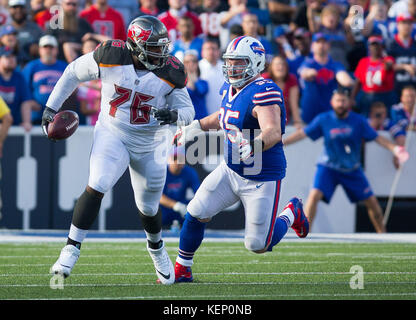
[250,42,265,55]
[128,25,153,43]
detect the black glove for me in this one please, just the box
[153,108,178,125]
[41,107,57,140]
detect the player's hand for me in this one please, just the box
[236,132,253,161]
[173,202,188,217]
[41,107,58,141]
[393,146,410,165]
[173,120,202,146]
[153,108,178,125]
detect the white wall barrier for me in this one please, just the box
[3,126,415,232]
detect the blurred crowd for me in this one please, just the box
[0,0,415,146]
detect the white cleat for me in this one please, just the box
[50,245,80,278]
[147,241,175,285]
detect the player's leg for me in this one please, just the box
[175,162,239,282]
[51,123,130,277]
[341,169,386,233]
[129,150,177,284]
[239,179,285,253]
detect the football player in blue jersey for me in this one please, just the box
[171,36,310,283]
[283,88,410,233]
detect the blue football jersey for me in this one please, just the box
[218,78,287,181]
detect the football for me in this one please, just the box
[47,110,79,141]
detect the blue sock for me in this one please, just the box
[267,216,289,251]
[178,213,206,262]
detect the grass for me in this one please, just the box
[0,241,415,300]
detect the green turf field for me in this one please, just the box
[0,241,415,300]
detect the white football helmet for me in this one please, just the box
[222,36,266,88]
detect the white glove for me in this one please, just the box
[393,145,410,165]
[235,132,253,161]
[173,120,203,146]
[173,202,188,217]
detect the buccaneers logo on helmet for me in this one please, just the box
[128,25,153,43]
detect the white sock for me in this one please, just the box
[176,256,193,267]
[68,224,88,243]
[145,231,162,244]
[278,207,295,227]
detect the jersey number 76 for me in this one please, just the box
[109,84,154,124]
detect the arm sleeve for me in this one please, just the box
[362,117,379,141]
[165,87,195,126]
[304,115,323,140]
[46,51,99,111]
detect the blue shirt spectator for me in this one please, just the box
[22,35,67,124]
[298,52,348,123]
[0,46,32,125]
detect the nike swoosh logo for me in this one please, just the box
[156,269,171,280]
[266,87,274,91]
[256,183,264,189]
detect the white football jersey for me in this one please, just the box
[46,40,194,152]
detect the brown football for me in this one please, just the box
[47,110,79,141]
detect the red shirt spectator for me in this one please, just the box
[354,55,395,93]
[33,9,52,30]
[158,7,203,44]
[80,1,126,40]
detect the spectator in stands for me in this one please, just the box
[298,33,354,124]
[241,13,273,62]
[158,0,203,45]
[291,0,325,33]
[0,1,11,28]
[0,46,37,130]
[195,0,227,42]
[388,0,416,35]
[46,0,96,63]
[219,0,248,50]
[22,35,67,125]
[352,35,396,116]
[159,147,200,229]
[363,0,390,40]
[108,0,139,26]
[387,13,416,97]
[343,2,368,72]
[283,88,410,233]
[0,94,12,221]
[198,38,223,115]
[137,0,160,17]
[317,3,349,66]
[183,51,208,120]
[0,24,28,67]
[391,85,416,137]
[32,0,57,30]
[268,0,297,26]
[229,23,243,41]
[264,55,302,128]
[80,0,126,41]
[284,28,312,78]
[0,95,12,158]
[171,15,204,61]
[8,0,44,65]
[78,38,101,126]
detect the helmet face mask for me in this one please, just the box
[127,16,171,70]
[222,36,266,88]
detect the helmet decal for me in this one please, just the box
[128,25,153,43]
[250,42,265,55]
[230,36,245,51]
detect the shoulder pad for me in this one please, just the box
[93,40,133,66]
[152,56,187,89]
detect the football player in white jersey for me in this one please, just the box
[43,16,195,285]
[172,36,310,283]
